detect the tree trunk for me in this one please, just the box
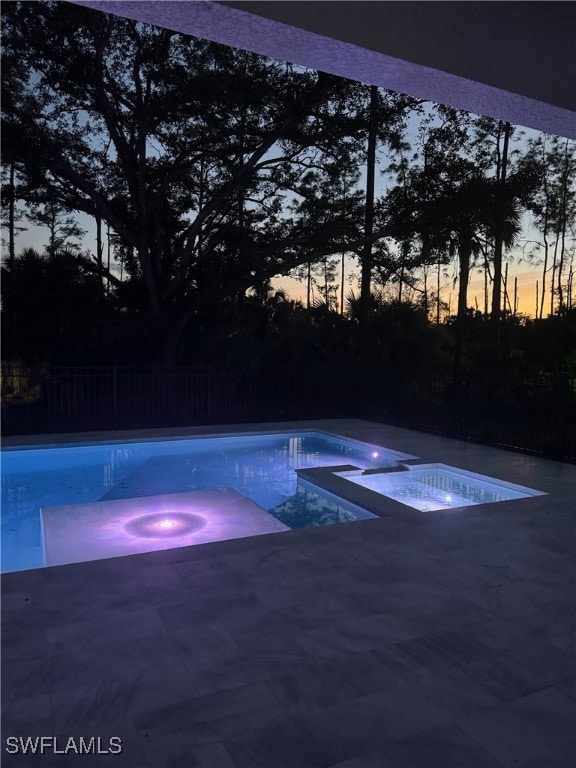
[436,262,441,325]
[8,163,16,271]
[539,140,550,319]
[556,138,570,312]
[95,214,103,288]
[457,238,472,325]
[484,256,489,316]
[360,85,378,325]
[7,164,19,358]
[106,222,112,293]
[454,234,472,378]
[340,252,345,315]
[159,310,194,367]
[49,204,57,255]
[550,237,559,316]
[540,236,549,319]
[398,241,408,302]
[503,262,509,315]
[491,121,511,330]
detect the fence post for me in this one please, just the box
[555,373,569,461]
[112,365,118,426]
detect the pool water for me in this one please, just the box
[269,479,377,529]
[1,431,407,572]
[336,464,546,512]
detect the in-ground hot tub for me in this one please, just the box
[334,463,547,512]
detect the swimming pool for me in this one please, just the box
[1,431,410,572]
[335,463,546,512]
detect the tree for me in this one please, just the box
[384,107,537,371]
[357,86,418,323]
[2,1,395,363]
[27,200,86,255]
[0,162,27,269]
[359,85,378,324]
[289,158,364,310]
[1,247,109,364]
[382,107,469,323]
[520,135,576,318]
[472,118,534,330]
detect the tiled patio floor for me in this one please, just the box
[2,419,575,767]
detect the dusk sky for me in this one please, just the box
[4,0,572,322]
[10,109,557,320]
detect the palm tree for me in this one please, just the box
[423,177,485,375]
[484,182,522,330]
[1,247,105,364]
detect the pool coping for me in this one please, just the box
[0,423,413,456]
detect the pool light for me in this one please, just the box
[371,452,379,459]
[124,510,207,538]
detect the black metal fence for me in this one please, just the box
[0,366,318,435]
[2,365,575,462]
[362,373,576,463]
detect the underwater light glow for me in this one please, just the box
[124,510,206,538]
[40,488,291,568]
[371,452,379,459]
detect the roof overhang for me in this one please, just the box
[70,1,576,138]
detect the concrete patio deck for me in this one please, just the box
[2,419,575,768]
